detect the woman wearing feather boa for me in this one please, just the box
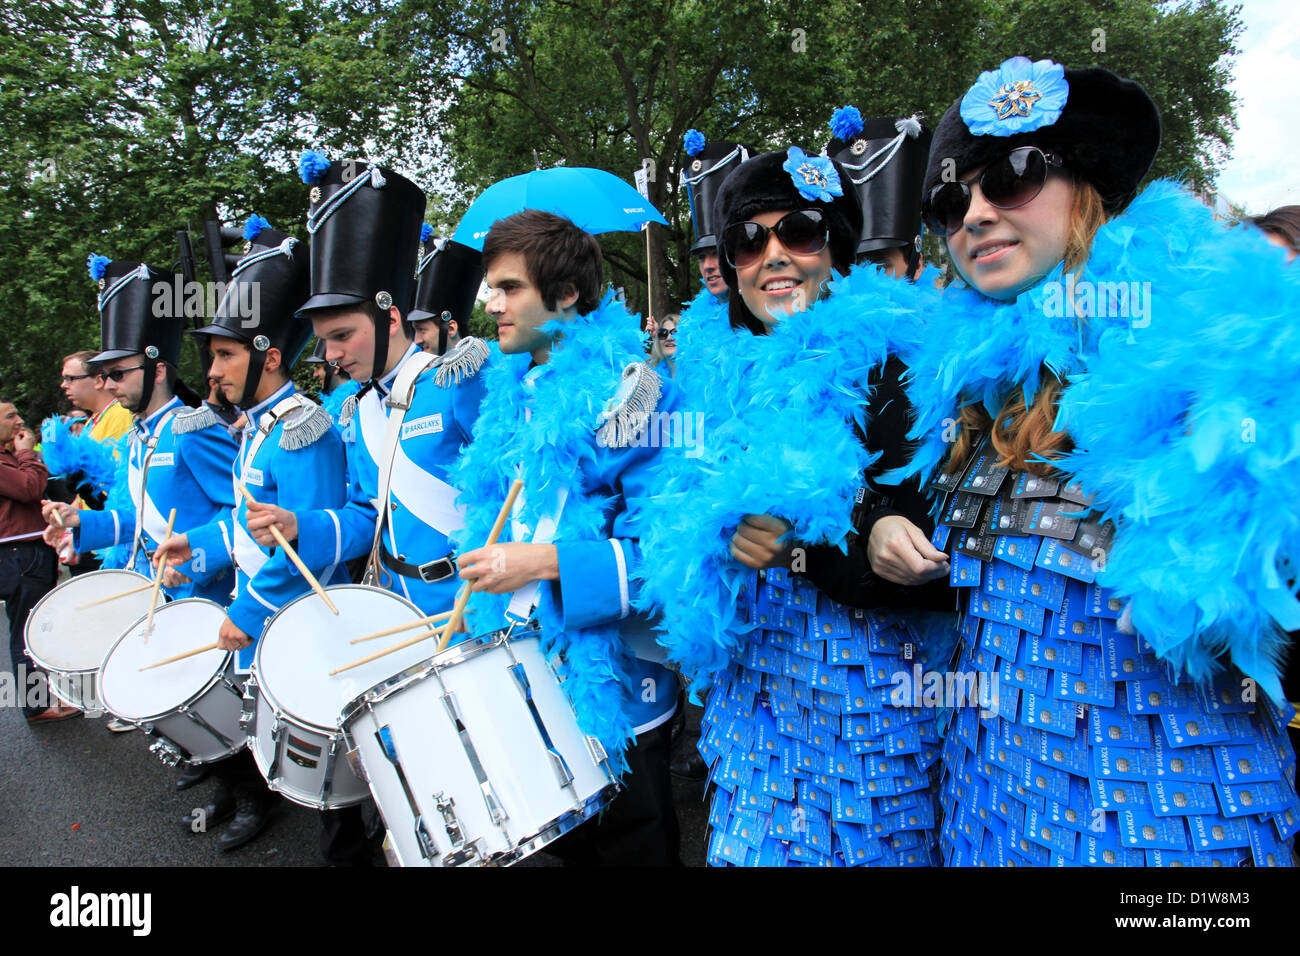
[637,147,961,866]
[889,57,1300,866]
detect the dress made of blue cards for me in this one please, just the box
[932,463,1300,867]
[701,566,953,867]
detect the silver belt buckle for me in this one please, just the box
[418,555,456,583]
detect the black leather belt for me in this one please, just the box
[380,543,457,583]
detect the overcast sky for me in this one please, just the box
[1216,0,1299,214]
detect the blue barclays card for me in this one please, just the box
[1022,691,1080,738]
[754,840,790,867]
[1053,646,1115,707]
[797,778,832,812]
[780,652,811,683]
[813,688,843,714]
[1035,537,1098,583]
[728,811,771,851]
[994,533,1041,570]
[709,829,755,866]
[1272,804,1300,840]
[1099,627,1164,682]
[1006,824,1052,865]
[1093,743,1156,782]
[790,634,828,662]
[883,722,923,757]
[1126,678,1205,717]
[989,682,1021,724]
[1200,681,1254,715]
[1159,711,1231,747]
[1212,742,1282,784]
[805,717,836,756]
[1000,658,1050,696]
[761,763,796,802]
[1028,630,1085,675]
[882,800,937,834]
[828,740,862,782]
[1002,597,1047,635]
[744,640,785,677]
[1032,726,1091,776]
[830,635,870,666]
[1087,582,1125,619]
[983,559,1030,601]
[1047,578,1094,643]
[1247,816,1291,866]
[931,522,952,551]
[1092,776,1154,812]
[950,548,982,589]
[980,620,1022,663]
[1146,847,1243,867]
[858,772,899,799]
[1187,813,1251,850]
[1019,563,1068,612]
[833,779,874,825]
[1083,831,1147,867]
[1148,728,1217,781]
[1026,806,1080,859]
[837,820,884,866]
[1216,780,1293,817]
[723,714,756,754]
[1048,778,1101,834]
[1022,758,1072,803]
[807,660,848,696]
[1117,809,1188,850]
[867,623,900,654]
[1148,779,1219,816]
[734,785,775,816]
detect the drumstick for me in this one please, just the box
[331,479,524,675]
[434,477,524,653]
[349,609,455,644]
[143,508,177,642]
[138,641,221,671]
[237,480,339,615]
[50,508,65,528]
[75,580,155,610]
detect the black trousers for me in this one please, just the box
[544,715,682,866]
[2,541,59,718]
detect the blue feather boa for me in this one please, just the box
[39,416,117,493]
[319,378,360,422]
[634,265,940,689]
[449,291,650,770]
[891,179,1300,702]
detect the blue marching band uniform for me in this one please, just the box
[47,56,1300,868]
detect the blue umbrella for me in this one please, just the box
[452,166,669,249]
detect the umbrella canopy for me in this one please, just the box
[453,166,669,250]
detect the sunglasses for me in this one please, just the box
[103,364,146,382]
[656,328,677,340]
[925,147,1065,236]
[722,210,829,269]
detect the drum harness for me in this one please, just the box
[125,406,179,570]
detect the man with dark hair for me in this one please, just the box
[1,399,74,724]
[451,208,683,865]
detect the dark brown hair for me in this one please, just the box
[482,210,604,315]
[1250,205,1300,254]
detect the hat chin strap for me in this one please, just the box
[238,347,268,409]
[370,301,391,386]
[138,355,159,411]
[436,313,449,358]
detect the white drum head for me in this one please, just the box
[100,599,231,720]
[256,585,438,729]
[25,569,153,671]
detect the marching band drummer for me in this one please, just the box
[244,165,488,633]
[42,256,239,609]
[240,157,487,865]
[449,209,685,866]
[155,213,348,854]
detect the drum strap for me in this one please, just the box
[364,351,437,587]
[126,406,179,569]
[234,394,313,507]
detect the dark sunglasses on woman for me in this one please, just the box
[722,209,830,269]
[924,146,1066,235]
[656,328,677,340]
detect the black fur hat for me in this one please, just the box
[712,148,864,317]
[924,61,1161,221]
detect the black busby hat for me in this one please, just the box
[87,256,185,368]
[923,58,1161,222]
[826,107,932,258]
[192,215,313,407]
[408,230,483,328]
[297,153,426,316]
[680,131,752,256]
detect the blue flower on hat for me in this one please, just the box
[960,56,1068,135]
[782,146,842,203]
[421,223,434,243]
[242,214,272,242]
[298,149,331,185]
[87,254,109,282]
[829,105,863,141]
[684,129,706,156]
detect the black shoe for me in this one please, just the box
[175,764,211,792]
[181,789,235,832]
[218,793,274,852]
[669,749,708,781]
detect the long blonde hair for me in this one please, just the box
[944,179,1108,477]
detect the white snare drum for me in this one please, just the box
[246,585,438,810]
[24,569,154,712]
[341,623,618,867]
[99,599,245,766]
